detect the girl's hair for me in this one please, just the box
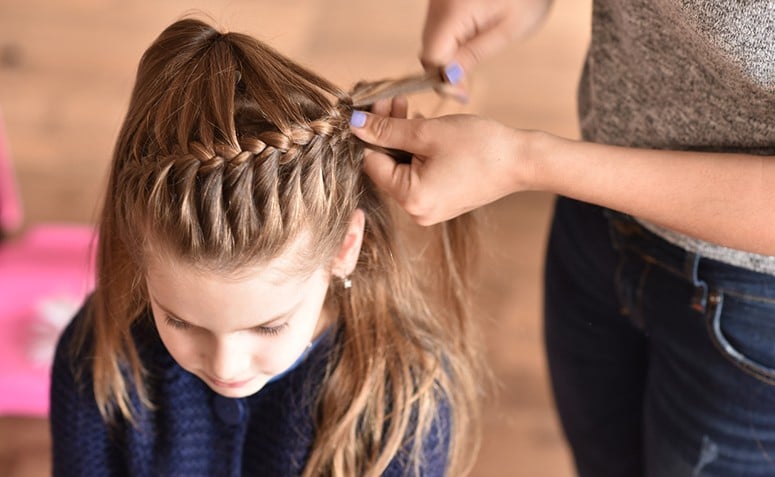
[73,17,483,477]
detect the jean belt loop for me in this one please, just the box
[684,252,708,312]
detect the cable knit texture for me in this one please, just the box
[50,304,450,476]
[579,0,775,274]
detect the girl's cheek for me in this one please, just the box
[256,335,307,374]
[161,330,205,364]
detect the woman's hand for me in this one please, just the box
[421,0,553,74]
[350,109,529,225]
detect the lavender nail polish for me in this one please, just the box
[443,62,464,85]
[350,110,367,128]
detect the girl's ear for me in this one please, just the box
[332,209,365,278]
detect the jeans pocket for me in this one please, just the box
[705,289,775,385]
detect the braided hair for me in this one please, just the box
[76,18,483,477]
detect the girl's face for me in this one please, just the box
[146,256,329,398]
[145,212,364,399]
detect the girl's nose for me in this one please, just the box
[209,335,252,382]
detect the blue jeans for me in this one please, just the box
[544,197,775,477]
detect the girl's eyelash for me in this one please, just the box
[164,315,191,330]
[164,313,287,336]
[256,322,288,336]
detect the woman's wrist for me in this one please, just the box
[513,128,558,193]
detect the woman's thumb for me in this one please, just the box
[349,111,419,152]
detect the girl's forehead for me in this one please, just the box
[144,252,325,317]
[144,231,326,283]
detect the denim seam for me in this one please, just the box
[722,288,775,305]
[634,261,652,331]
[613,251,651,330]
[622,248,684,280]
[614,253,632,316]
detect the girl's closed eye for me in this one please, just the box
[163,311,288,337]
[255,322,289,337]
[164,315,191,330]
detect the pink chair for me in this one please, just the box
[0,109,96,416]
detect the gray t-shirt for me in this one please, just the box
[578,0,775,274]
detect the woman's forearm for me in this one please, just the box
[525,131,774,255]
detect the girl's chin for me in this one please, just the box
[211,385,264,398]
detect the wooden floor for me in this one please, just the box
[0,1,592,475]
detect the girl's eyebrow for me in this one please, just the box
[149,295,296,331]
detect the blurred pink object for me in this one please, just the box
[0,225,95,415]
[0,108,22,234]
[0,110,96,416]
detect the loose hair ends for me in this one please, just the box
[304,203,485,477]
[71,202,151,422]
[436,212,486,476]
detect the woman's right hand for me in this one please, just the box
[350,110,532,225]
[421,0,553,73]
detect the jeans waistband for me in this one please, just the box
[604,210,773,299]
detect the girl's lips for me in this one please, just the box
[208,375,255,389]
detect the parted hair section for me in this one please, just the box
[77,17,484,477]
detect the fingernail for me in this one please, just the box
[443,62,463,85]
[350,110,367,128]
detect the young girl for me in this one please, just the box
[50,18,483,477]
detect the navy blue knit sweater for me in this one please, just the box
[50,304,450,476]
